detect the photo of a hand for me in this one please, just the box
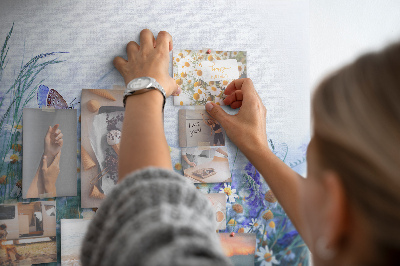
[40,152,61,197]
[26,124,64,198]
[44,124,63,166]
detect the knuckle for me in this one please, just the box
[244,78,253,85]
[126,41,137,49]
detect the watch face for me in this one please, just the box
[132,77,151,90]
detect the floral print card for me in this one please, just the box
[173,49,247,106]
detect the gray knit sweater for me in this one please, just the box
[81,167,233,266]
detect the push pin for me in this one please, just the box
[230,232,235,237]
[206,49,212,54]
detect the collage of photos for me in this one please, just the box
[22,108,77,198]
[174,49,256,265]
[0,48,256,264]
[0,202,57,265]
[80,88,125,208]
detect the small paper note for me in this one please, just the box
[199,59,239,82]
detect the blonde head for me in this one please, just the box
[312,42,400,262]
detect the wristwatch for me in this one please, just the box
[123,77,166,110]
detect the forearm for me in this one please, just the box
[243,143,309,244]
[26,169,42,198]
[26,156,45,197]
[182,155,191,164]
[118,91,172,181]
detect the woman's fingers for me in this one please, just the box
[52,124,59,133]
[113,57,128,76]
[56,139,63,147]
[125,41,139,61]
[171,85,182,96]
[224,79,246,95]
[55,133,63,141]
[225,78,262,109]
[225,78,257,96]
[139,29,155,53]
[223,90,243,107]
[155,31,173,53]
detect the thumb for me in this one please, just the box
[205,102,231,127]
[45,126,52,138]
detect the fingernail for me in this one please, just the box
[177,86,182,94]
[205,102,214,112]
[43,156,47,159]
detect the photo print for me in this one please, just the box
[206,193,227,230]
[22,108,77,198]
[182,146,231,183]
[173,49,247,106]
[219,233,256,266]
[61,219,92,265]
[81,88,125,208]
[179,109,226,147]
[0,201,57,264]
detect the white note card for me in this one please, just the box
[199,59,239,82]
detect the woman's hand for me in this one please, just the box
[205,78,269,155]
[41,152,61,197]
[44,124,63,165]
[113,29,180,97]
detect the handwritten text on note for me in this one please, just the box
[199,59,239,82]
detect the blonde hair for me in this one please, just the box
[312,42,400,263]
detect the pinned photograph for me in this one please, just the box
[61,219,92,265]
[219,233,256,266]
[81,88,125,208]
[182,146,231,183]
[179,109,226,147]
[173,49,247,105]
[22,108,77,198]
[206,193,227,230]
[0,201,57,264]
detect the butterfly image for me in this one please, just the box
[37,84,78,109]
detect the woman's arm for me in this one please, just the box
[216,147,228,157]
[26,158,45,198]
[26,152,61,198]
[205,78,310,245]
[113,29,179,181]
[182,154,196,167]
[201,113,212,129]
